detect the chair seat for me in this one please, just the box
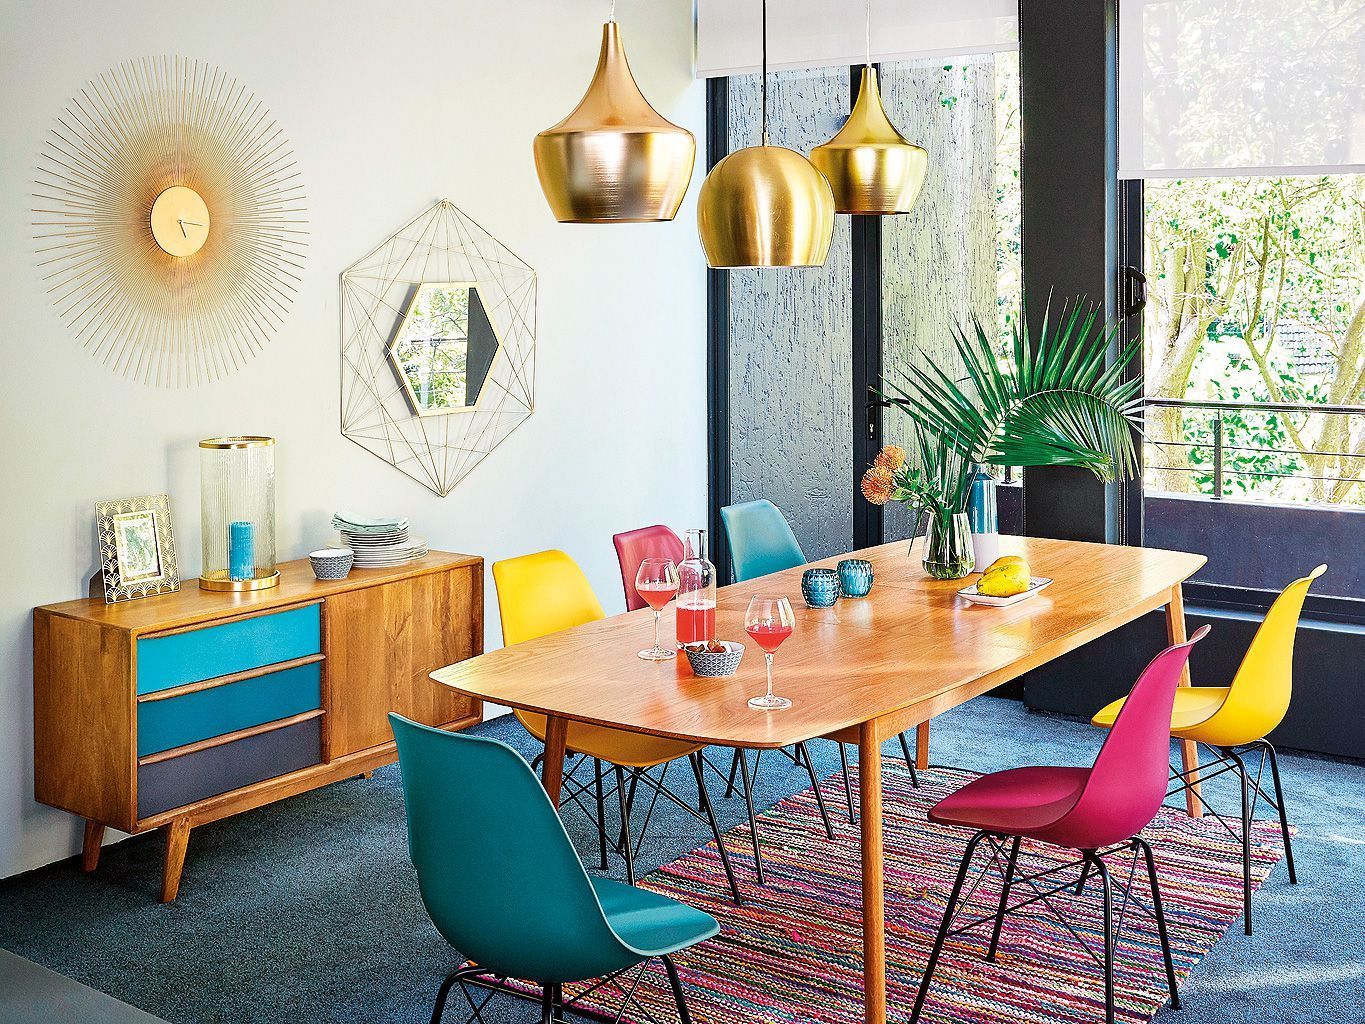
[1091,686,1229,737]
[516,711,701,768]
[929,766,1090,837]
[591,877,720,956]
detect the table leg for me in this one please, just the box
[541,715,569,808]
[160,818,191,903]
[82,821,104,873]
[1166,584,1202,817]
[915,722,930,770]
[859,720,887,1024]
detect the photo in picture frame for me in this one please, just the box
[95,494,180,603]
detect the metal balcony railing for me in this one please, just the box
[1143,397,1365,500]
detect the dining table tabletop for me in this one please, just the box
[432,535,1208,1024]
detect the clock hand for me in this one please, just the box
[178,218,188,238]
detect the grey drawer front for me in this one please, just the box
[137,717,321,820]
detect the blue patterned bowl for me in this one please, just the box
[309,547,354,580]
[838,558,874,598]
[683,641,745,678]
[801,568,840,608]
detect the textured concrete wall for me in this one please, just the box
[880,56,1002,541]
[727,67,854,561]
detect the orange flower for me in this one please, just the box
[861,465,895,505]
[874,444,907,472]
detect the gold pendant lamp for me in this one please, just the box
[697,0,835,268]
[810,1,927,215]
[533,3,696,223]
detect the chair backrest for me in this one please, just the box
[1209,565,1327,746]
[720,499,806,582]
[613,525,685,612]
[492,549,606,646]
[1050,625,1211,849]
[389,714,631,983]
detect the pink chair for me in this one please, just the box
[910,625,1211,1024]
[612,525,685,611]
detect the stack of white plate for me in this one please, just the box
[331,512,427,567]
[339,533,429,567]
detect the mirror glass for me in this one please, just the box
[387,282,500,416]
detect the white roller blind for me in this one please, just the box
[694,0,1018,79]
[1119,0,1365,178]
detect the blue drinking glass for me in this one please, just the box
[801,568,840,608]
[837,558,874,598]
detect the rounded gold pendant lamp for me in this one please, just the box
[533,10,696,223]
[697,0,835,268]
[810,1,927,215]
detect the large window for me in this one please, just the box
[714,54,1021,562]
[1140,174,1365,600]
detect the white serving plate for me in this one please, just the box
[958,576,1054,607]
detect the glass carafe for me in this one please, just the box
[676,528,717,648]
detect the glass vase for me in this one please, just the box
[921,511,976,580]
[199,436,279,591]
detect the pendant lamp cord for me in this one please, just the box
[865,0,872,67]
[761,0,769,146]
[609,0,617,22]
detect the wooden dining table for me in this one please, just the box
[432,536,1207,1024]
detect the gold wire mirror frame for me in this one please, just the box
[33,56,308,388]
[340,200,537,497]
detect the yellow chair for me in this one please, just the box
[492,550,741,901]
[1091,564,1326,934]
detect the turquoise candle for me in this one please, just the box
[228,521,254,581]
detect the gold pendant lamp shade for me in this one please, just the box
[811,66,927,215]
[534,20,696,223]
[698,146,835,268]
[696,0,835,268]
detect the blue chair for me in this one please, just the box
[720,499,806,582]
[719,498,921,831]
[390,714,718,1024]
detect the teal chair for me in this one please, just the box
[720,499,806,581]
[719,498,920,835]
[390,714,718,1024]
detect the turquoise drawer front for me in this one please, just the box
[136,604,321,695]
[137,661,322,757]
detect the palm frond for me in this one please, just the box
[879,300,1144,483]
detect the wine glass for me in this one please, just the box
[635,558,679,661]
[744,595,795,710]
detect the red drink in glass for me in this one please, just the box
[635,581,677,611]
[676,595,716,646]
[745,622,793,653]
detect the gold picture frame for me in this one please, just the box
[96,494,180,603]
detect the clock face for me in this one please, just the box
[149,185,211,257]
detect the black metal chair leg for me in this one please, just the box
[838,743,856,823]
[661,954,693,1024]
[691,753,742,905]
[896,731,920,788]
[986,835,1022,962]
[540,984,554,1024]
[796,742,836,839]
[1258,739,1298,885]
[910,830,990,1024]
[1227,748,1254,934]
[614,764,637,886]
[1074,858,1091,895]
[1136,838,1181,1010]
[1091,853,1116,1024]
[429,969,461,1024]
[594,758,609,870]
[735,748,765,885]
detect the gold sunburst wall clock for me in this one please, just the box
[33,56,308,388]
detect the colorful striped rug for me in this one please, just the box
[547,761,1290,1024]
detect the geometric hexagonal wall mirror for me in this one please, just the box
[341,200,536,496]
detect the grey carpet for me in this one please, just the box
[0,696,1360,1024]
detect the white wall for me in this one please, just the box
[0,0,707,877]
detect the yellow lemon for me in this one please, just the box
[983,555,1026,574]
[977,563,1031,598]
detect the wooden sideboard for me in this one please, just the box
[34,551,483,901]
